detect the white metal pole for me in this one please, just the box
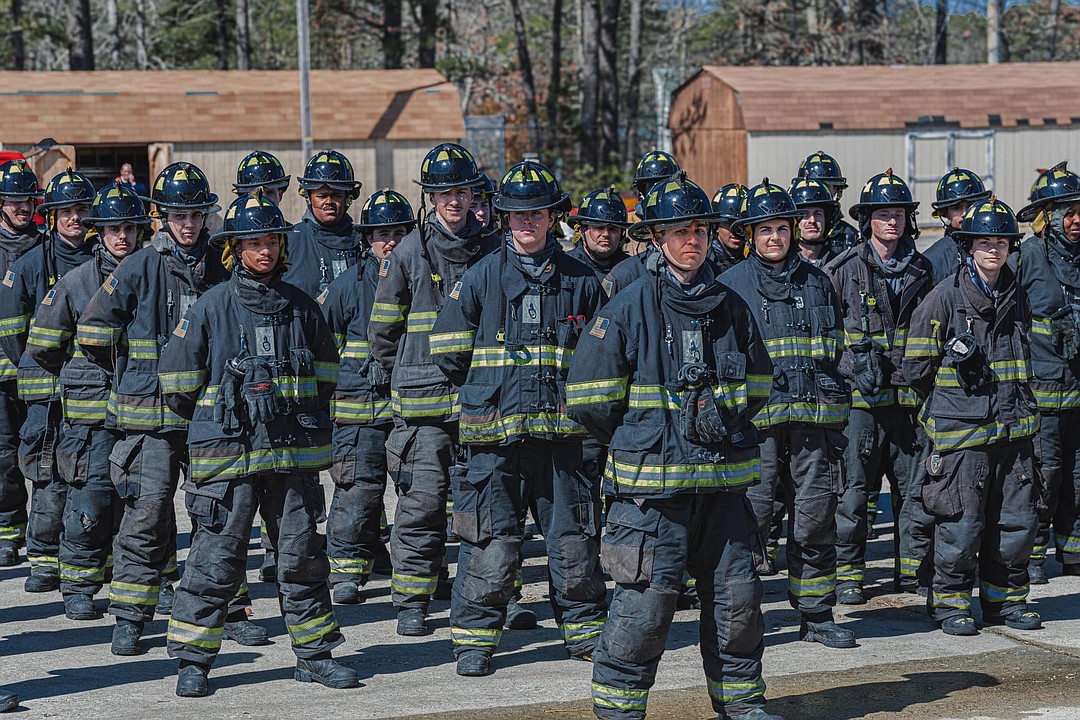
[297,0,313,161]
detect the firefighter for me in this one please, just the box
[429,160,607,676]
[825,169,934,604]
[722,179,854,649]
[904,197,1041,635]
[233,150,291,207]
[1015,161,1080,583]
[568,186,631,283]
[26,182,145,619]
[0,168,96,593]
[77,162,263,654]
[0,160,43,567]
[368,142,488,637]
[790,176,842,267]
[630,150,680,202]
[567,174,781,720]
[282,149,364,298]
[160,191,355,697]
[319,189,413,605]
[923,168,991,286]
[710,183,748,274]
[795,151,859,252]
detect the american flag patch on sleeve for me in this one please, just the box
[590,317,610,339]
[379,259,391,277]
[449,281,462,300]
[42,288,56,306]
[2,271,14,288]
[103,274,119,294]
[173,318,189,338]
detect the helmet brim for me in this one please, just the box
[210,222,297,244]
[38,198,95,213]
[930,190,991,215]
[355,220,417,232]
[848,201,919,220]
[234,177,291,192]
[413,178,485,192]
[628,211,724,240]
[146,194,222,214]
[492,192,571,213]
[0,192,43,201]
[568,216,632,230]
[952,229,1023,241]
[1017,190,1080,223]
[730,209,803,234]
[81,216,151,227]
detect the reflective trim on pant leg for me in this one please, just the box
[167,618,224,650]
[329,556,372,579]
[1030,542,1048,562]
[560,617,607,644]
[236,581,249,599]
[1054,533,1080,556]
[108,580,160,606]
[981,580,1027,604]
[60,562,105,584]
[391,572,438,596]
[164,553,178,577]
[788,572,836,599]
[931,590,971,612]
[836,562,864,585]
[706,676,767,705]
[899,556,921,580]
[288,611,341,646]
[592,682,648,713]
[27,554,58,572]
[450,626,502,649]
[0,523,25,542]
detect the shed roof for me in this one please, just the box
[673,62,1080,133]
[0,69,462,145]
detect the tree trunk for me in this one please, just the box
[598,0,620,165]
[933,0,947,64]
[417,0,438,68]
[546,0,564,151]
[508,0,540,152]
[622,0,643,167]
[11,0,25,70]
[104,0,121,68]
[236,0,250,70]
[67,0,95,70]
[134,0,149,70]
[579,0,600,166]
[215,0,229,69]
[384,0,403,69]
[851,0,883,63]
[1047,0,1061,61]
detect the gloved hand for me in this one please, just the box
[849,338,884,398]
[368,360,391,393]
[680,386,702,444]
[214,369,245,432]
[1052,305,1080,360]
[229,356,279,424]
[694,388,727,443]
[944,333,993,395]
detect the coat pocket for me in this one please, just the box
[600,499,661,585]
[458,383,504,445]
[607,424,666,495]
[921,450,963,517]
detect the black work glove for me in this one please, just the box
[849,338,884,398]
[694,388,728,444]
[214,368,245,433]
[368,360,391,393]
[944,333,993,395]
[1052,306,1080,361]
[230,357,279,424]
[680,386,702,445]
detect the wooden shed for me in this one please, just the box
[0,69,466,221]
[670,63,1080,224]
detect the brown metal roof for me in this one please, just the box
[673,62,1080,132]
[0,69,462,145]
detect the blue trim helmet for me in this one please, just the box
[571,186,630,229]
[493,160,571,213]
[234,151,290,194]
[83,181,150,226]
[356,189,416,232]
[150,162,220,214]
[416,143,483,191]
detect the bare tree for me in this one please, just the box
[104,0,122,68]
[384,0,403,68]
[11,0,26,70]
[597,0,620,164]
[545,0,564,151]
[236,0,251,69]
[415,0,438,68]
[622,0,643,168]
[579,0,600,166]
[1047,0,1061,60]
[508,0,540,151]
[215,0,229,68]
[67,0,95,70]
[932,0,947,63]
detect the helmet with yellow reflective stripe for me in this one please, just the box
[631,150,680,196]
[1017,161,1080,223]
[214,191,294,272]
[151,162,220,214]
[417,143,483,191]
[0,160,42,201]
[931,167,989,216]
[849,168,918,220]
[298,149,361,199]
[234,150,290,194]
[493,160,570,213]
[954,196,1022,251]
[357,189,415,231]
[83,181,150,226]
[39,168,95,212]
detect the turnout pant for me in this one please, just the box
[56,423,119,595]
[168,472,343,665]
[327,423,391,586]
[922,439,1038,621]
[386,421,456,610]
[836,406,930,592]
[20,399,66,576]
[0,381,26,550]
[108,430,185,623]
[1031,410,1080,567]
[451,438,607,659]
[592,492,766,720]
[747,425,843,616]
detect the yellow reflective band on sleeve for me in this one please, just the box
[904,334,941,358]
[77,322,122,347]
[1032,317,1053,336]
[565,376,630,406]
[314,361,338,383]
[745,373,772,398]
[429,329,476,355]
[26,323,71,348]
[159,370,208,394]
[16,375,58,401]
[370,303,406,324]
[406,310,439,333]
[628,384,681,410]
[127,338,159,360]
[340,339,370,359]
[0,313,29,337]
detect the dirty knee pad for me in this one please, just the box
[62,492,113,548]
[461,538,520,606]
[605,587,678,664]
[280,530,330,585]
[554,535,606,601]
[712,577,765,655]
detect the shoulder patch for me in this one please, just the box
[173,318,188,339]
[379,258,391,277]
[590,317,610,339]
[601,278,614,297]
[42,288,56,306]
[316,288,328,305]
[449,281,462,300]
[2,271,14,288]
[103,274,119,295]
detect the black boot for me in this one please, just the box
[0,545,18,567]
[800,614,856,649]
[332,581,362,605]
[64,593,100,621]
[0,687,19,712]
[456,650,491,677]
[224,616,270,646]
[505,596,537,630]
[176,661,210,698]
[24,569,58,593]
[156,580,175,616]
[295,655,360,689]
[111,619,144,656]
[396,608,428,636]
